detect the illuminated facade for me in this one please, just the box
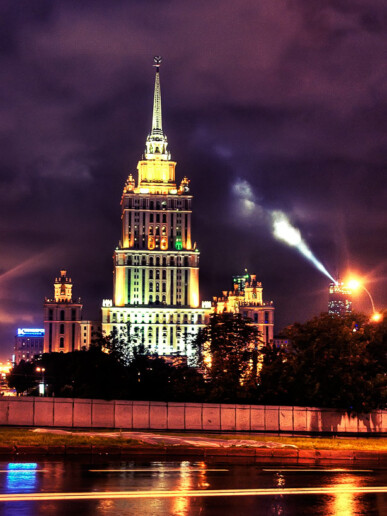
[43,269,99,353]
[14,328,44,364]
[328,281,352,316]
[102,58,209,358]
[212,274,275,346]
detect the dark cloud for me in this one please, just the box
[0,0,386,359]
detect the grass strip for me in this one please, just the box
[0,428,385,451]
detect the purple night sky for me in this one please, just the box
[0,1,386,359]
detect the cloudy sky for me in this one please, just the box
[0,0,386,359]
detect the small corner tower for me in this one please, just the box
[43,269,83,353]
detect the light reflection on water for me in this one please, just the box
[328,473,362,516]
[0,460,385,515]
[6,464,39,493]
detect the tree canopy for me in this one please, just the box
[258,312,387,413]
[194,312,262,402]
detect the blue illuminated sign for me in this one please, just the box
[17,328,45,337]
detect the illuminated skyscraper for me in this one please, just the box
[102,58,208,358]
[328,281,352,316]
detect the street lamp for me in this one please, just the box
[346,278,382,322]
[36,367,45,396]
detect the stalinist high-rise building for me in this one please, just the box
[102,57,209,358]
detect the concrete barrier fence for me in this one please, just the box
[0,397,385,434]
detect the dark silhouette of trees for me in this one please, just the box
[7,360,37,395]
[194,312,262,402]
[258,312,387,414]
[7,312,385,413]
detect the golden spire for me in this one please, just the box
[145,56,170,160]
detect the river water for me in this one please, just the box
[0,458,385,515]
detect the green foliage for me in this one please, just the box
[7,360,37,395]
[258,312,387,414]
[194,312,262,402]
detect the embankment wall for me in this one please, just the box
[0,397,385,434]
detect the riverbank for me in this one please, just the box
[0,428,386,463]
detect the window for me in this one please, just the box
[254,313,258,323]
[71,308,76,321]
[59,337,64,349]
[162,214,166,223]
[60,310,65,321]
[149,270,153,279]
[265,311,270,324]
[162,270,166,280]
[59,324,65,334]
[48,309,53,321]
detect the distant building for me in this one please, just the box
[212,273,275,346]
[43,269,98,353]
[273,337,289,349]
[14,328,44,364]
[328,281,352,316]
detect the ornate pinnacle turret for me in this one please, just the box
[145,56,170,160]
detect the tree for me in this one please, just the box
[7,361,37,395]
[91,325,144,365]
[194,312,262,402]
[258,312,387,414]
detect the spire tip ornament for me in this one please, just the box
[145,55,170,160]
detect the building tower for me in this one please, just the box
[102,57,208,358]
[212,273,275,346]
[328,280,352,316]
[43,269,83,353]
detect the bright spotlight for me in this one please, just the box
[347,278,361,291]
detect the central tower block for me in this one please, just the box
[102,58,208,358]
